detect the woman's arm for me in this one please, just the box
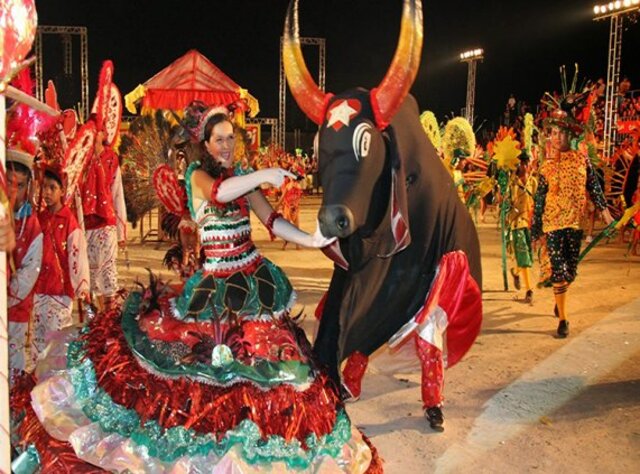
[190,167,295,203]
[248,191,335,248]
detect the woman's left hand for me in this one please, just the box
[259,168,297,188]
[308,225,337,248]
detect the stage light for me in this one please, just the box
[594,0,638,18]
[459,48,484,62]
[593,0,639,160]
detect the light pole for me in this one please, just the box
[459,48,484,124]
[593,1,640,161]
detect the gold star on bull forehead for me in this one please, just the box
[326,100,360,131]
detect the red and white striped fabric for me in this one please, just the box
[389,250,482,367]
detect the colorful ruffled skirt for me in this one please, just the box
[11,278,382,473]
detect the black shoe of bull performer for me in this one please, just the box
[425,406,445,432]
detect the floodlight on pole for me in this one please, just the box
[459,48,484,124]
[593,1,639,160]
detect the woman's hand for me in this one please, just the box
[307,225,337,248]
[258,168,297,188]
[269,216,337,249]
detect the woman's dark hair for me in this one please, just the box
[182,101,235,178]
[200,113,234,178]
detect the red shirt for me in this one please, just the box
[36,206,83,298]
[81,147,118,229]
[8,211,42,322]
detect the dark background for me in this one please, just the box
[35,0,640,140]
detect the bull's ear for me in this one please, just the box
[378,127,411,257]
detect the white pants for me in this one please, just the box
[87,225,118,297]
[9,321,28,373]
[32,294,73,366]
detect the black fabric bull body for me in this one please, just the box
[313,89,482,383]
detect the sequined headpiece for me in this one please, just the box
[195,106,230,142]
[542,64,593,136]
[181,100,231,143]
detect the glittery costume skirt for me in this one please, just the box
[10,276,382,473]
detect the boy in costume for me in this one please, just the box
[32,164,90,363]
[6,149,42,372]
[509,152,537,303]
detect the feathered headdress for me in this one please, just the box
[542,64,592,136]
[182,100,230,142]
[118,110,176,226]
[6,69,56,171]
[37,81,80,186]
[419,110,442,150]
[442,117,476,167]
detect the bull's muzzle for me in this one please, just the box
[318,205,355,238]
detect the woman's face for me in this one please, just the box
[205,121,235,169]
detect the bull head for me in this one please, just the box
[283,0,423,240]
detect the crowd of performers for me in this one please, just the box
[2,40,640,472]
[2,61,384,472]
[3,65,127,374]
[427,65,639,339]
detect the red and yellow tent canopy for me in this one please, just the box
[125,49,259,120]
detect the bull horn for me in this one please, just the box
[283,0,332,125]
[371,0,424,129]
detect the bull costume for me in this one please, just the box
[10,102,382,473]
[283,0,482,431]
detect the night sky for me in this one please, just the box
[35,0,640,133]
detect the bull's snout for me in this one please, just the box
[318,205,356,238]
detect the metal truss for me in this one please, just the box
[34,26,89,118]
[278,36,325,149]
[246,117,278,145]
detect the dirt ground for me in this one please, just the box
[119,195,640,474]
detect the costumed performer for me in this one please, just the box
[80,121,126,311]
[276,174,304,250]
[531,104,613,337]
[31,163,90,366]
[12,102,381,473]
[508,152,537,303]
[6,146,42,374]
[80,61,127,312]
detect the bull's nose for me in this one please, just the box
[318,205,355,238]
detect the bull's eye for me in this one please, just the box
[352,123,372,162]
